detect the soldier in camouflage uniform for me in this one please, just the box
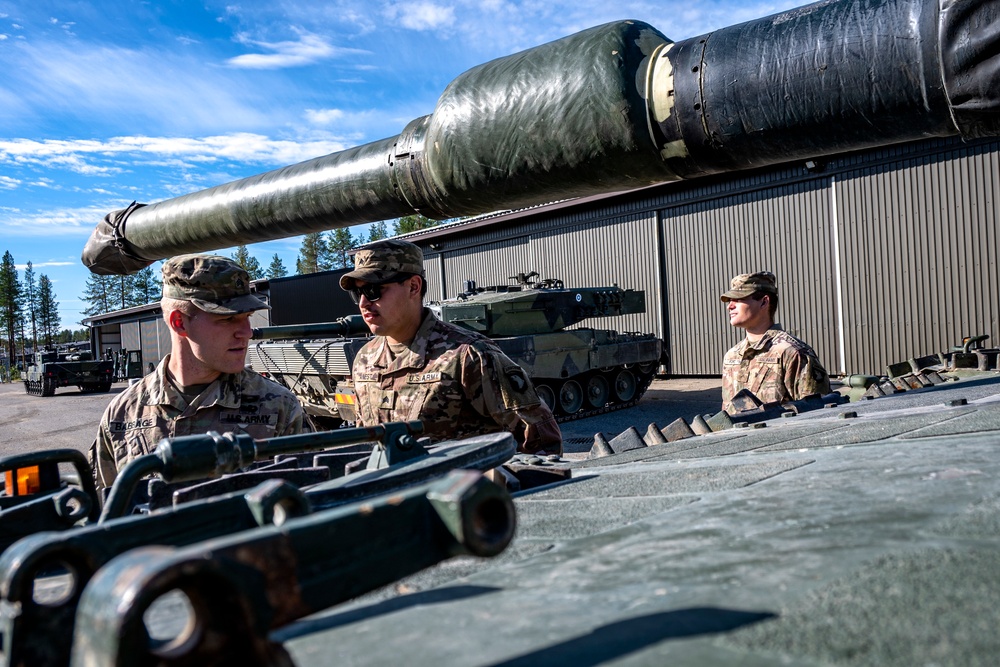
[720,271,831,413]
[340,240,562,454]
[91,254,308,492]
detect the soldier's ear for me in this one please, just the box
[168,310,187,336]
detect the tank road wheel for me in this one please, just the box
[585,374,610,408]
[612,369,637,403]
[23,381,30,395]
[536,384,556,412]
[558,380,584,415]
[41,378,55,397]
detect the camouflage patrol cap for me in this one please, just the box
[161,253,269,315]
[720,271,778,302]
[339,240,424,290]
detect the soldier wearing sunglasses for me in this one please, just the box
[340,240,562,455]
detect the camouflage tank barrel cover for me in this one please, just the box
[429,273,664,421]
[82,0,1000,275]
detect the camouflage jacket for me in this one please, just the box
[92,356,308,490]
[722,326,831,412]
[351,309,562,454]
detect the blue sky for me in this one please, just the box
[0,0,801,327]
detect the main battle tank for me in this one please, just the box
[429,273,662,419]
[37,0,1000,664]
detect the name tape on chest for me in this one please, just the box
[407,372,442,384]
[109,417,155,433]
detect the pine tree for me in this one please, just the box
[37,275,60,347]
[81,273,114,317]
[368,220,389,243]
[129,266,161,306]
[266,254,288,279]
[0,251,23,366]
[231,246,264,280]
[393,214,440,235]
[296,232,329,275]
[328,228,357,269]
[22,261,38,352]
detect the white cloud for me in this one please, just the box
[16,260,74,269]
[0,41,286,135]
[0,204,109,237]
[0,175,20,189]
[227,30,369,69]
[305,108,345,124]
[0,133,351,174]
[383,2,456,31]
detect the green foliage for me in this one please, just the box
[56,328,89,344]
[393,214,440,235]
[38,275,60,346]
[231,246,264,280]
[328,228,358,269]
[22,261,38,350]
[368,220,389,243]
[129,266,161,305]
[0,251,23,366]
[266,254,288,279]
[81,273,115,317]
[296,232,331,274]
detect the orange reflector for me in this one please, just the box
[335,394,355,405]
[3,466,42,496]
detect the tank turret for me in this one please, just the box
[430,273,663,418]
[81,0,1000,274]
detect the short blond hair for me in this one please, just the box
[161,296,200,324]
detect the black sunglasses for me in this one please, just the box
[347,282,390,304]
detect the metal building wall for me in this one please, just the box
[422,252,444,301]
[833,141,1000,374]
[662,179,838,375]
[121,321,140,352]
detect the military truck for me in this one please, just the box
[22,348,114,397]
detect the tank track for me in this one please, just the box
[23,379,55,397]
[534,366,657,423]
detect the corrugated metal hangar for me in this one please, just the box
[85,133,999,379]
[400,134,1000,377]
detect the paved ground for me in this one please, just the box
[0,377,722,460]
[0,380,129,459]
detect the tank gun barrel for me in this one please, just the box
[251,315,369,341]
[83,0,1000,274]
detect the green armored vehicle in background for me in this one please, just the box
[430,272,663,419]
[248,273,662,425]
[23,348,114,397]
[248,315,371,429]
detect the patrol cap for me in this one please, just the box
[339,240,424,290]
[720,271,778,302]
[161,253,269,315]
